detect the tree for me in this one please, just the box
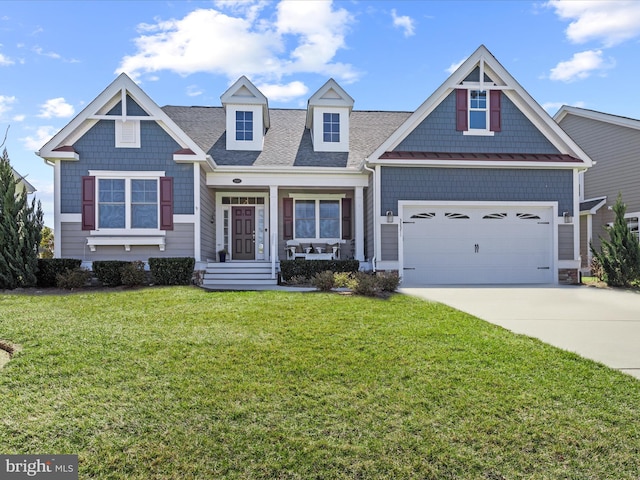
[0,149,44,289]
[591,194,640,287]
[39,226,54,258]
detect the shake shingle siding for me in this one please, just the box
[61,121,194,214]
[395,92,560,154]
[380,167,573,215]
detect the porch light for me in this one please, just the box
[386,210,394,223]
[563,211,572,224]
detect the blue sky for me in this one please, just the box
[2,0,640,227]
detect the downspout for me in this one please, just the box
[363,162,376,272]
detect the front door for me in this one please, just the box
[232,206,255,260]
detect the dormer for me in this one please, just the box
[306,79,354,153]
[221,76,269,151]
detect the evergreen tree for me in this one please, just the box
[0,149,43,289]
[591,194,640,287]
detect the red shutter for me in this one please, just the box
[341,198,352,240]
[490,90,501,132]
[456,89,468,131]
[81,176,95,231]
[283,197,293,240]
[159,176,173,231]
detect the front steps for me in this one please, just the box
[202,261,278,288]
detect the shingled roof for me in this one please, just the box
[162,106,411,169]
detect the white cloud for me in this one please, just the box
[0,53,14,66]
[12,114,25,122]
[542,100,586,114]
[547,0,640,47]
[186,85,203,97]
[257,81,308,102]
[33,46,61,59]
[38,98,75,119]
[446,57,467,74]
[0,95,16,119]
[21,125,58,151]
[391,9,415,37]
[117,1,358,100]
[549,49,615,82]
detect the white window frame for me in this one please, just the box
[225,105,264,151]
[290,193,345,241]
[312,107,349,152]
[89,170,165,236]
[463,89,494,137]
[115,120,141,148]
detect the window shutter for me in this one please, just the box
[81,176,95,231]
[159,176,173,231]
[283,197,293,240]
[490,90,501,132]
[456,89,468,131]
[341,198,352,240]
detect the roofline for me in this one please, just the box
[555,105,640,131]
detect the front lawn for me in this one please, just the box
[1,287,639,478]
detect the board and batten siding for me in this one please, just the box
[380,167,573,217]
[560,114,640,212]
[60,222,195,261]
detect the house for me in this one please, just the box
[555,106,640,273]
[37,45,591,286]
[12,167,36,196]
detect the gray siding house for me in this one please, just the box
[38,45,591,286]
[555,106,640,272]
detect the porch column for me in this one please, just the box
[269,185,278,278]
[354,186,364,262]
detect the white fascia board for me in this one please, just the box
[555,105,640,131]
[206,170,369,188]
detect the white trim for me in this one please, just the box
[554,105,640,131]
[225,104,264,151]
[354,186,364,261]
[573,169,580,261]
[207,170,368,188]
[290,197,343,241]
[174,214,196,223]
[88,170,165,177]
[86,236,166,252]
[53,160,62,258]
[193,163,201,262]
[115,119,140,148]
[289,193,345,200]
[311,106,350,152]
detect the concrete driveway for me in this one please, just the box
[400,285,640,380]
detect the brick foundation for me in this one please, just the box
[558,268,580,285]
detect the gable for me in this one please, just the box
[395,91,560,154]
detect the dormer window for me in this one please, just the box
[236,111,254,141]
[323,113,340,143]
[456,88,501,135]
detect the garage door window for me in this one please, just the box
[445,212,470,219]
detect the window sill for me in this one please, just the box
[86,235,166,252]
[463,130,495,137]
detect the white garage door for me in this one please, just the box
[402,204,554,285]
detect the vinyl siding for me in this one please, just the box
[558,224,574,260]
[199,167,216,261]
[380,224,398,261]
[60,222,195,261]
[560,115,640,212]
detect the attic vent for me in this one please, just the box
[115,120,140,148]
[445,212,470,219]
[517,213,541,220]
[410,212,436,219]
[483,213,507,219]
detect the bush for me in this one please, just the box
[333,272,353,288]
[36,258,82,287]
[348,272,380,297]
[149,257,195,285]
[121,261,147,287]
[311,270,335,291]
[590,257,605,282]
[280,259,359,282]
[376,271,400,292]
[56,268,91,289]
[93,261,130,286]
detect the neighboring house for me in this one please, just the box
[12,167,36,196]
[555,106,640,272]
[38,45,591,286]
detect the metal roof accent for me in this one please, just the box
[379,151,584,163]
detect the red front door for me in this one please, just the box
[232,206,255,260]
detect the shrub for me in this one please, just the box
[93,261,130,287]
[376,271,400,292]
[280,259,359,282]
[36,258,82,287]
[333,272,353,288]
[312,270,335,291]
[590,257,605,282]
[348,272,380,297]
[56,268,91,289]
[121,261,147,287]
[149,257,195,285]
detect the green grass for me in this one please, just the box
[1,287,639,479]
